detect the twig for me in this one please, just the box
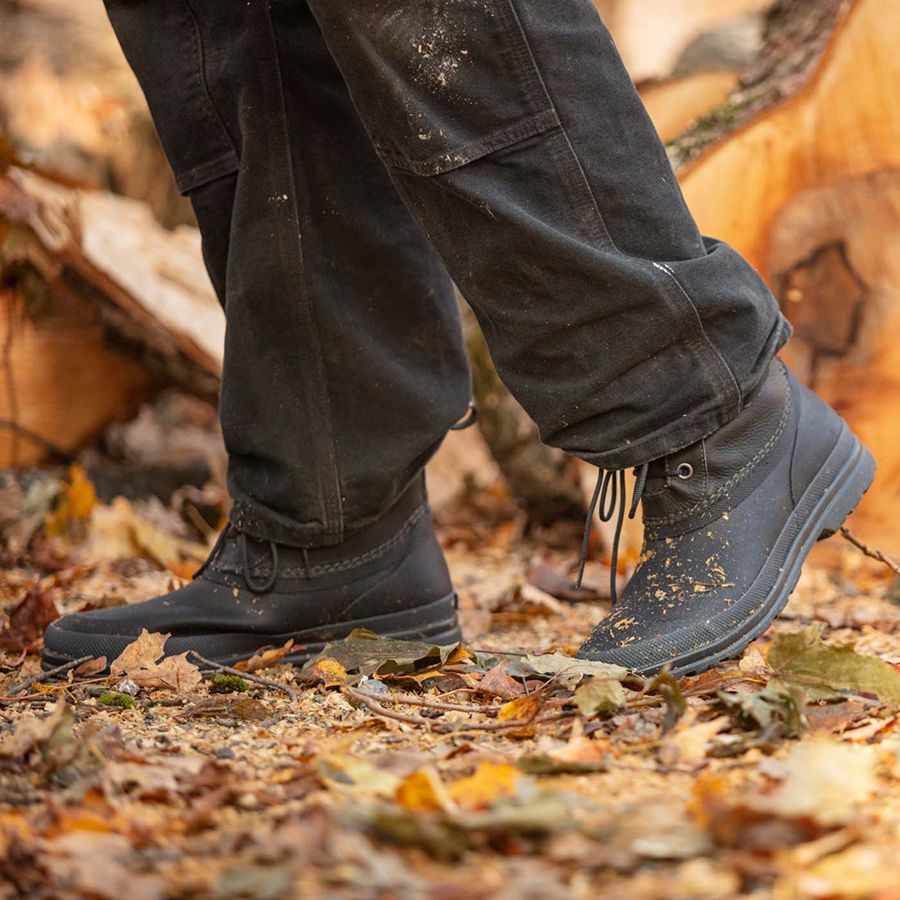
[446,710,577,736]
[188,651,298,701]
[370,691,504,716]
[344,686,432,729]
[6,656,93,697]
[840,527,900,576]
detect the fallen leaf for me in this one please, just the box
[518,723,610,775]
[300,656,348,687]
[658,713,730,768]
[318,754,401,798]
[395,767,452,813]
[573,676,627,716]
[497,692,543,722]
[764,737,877,826]
[477,659,525,700]
[43,465,96,542]
[42,831,161,900]
[784,843,900,898]
[303,629,464,677]
[718,679,808,737]
[0,699,75,771]
[646,671,688,733]
[110,630,169,676]
[230,698,271,722]
[448,763,522,810]
[522,652,627,689]
[234,639,294,673]
[73,656,107,678]
[768,624,900,704]
[0,582,59,651]
[86,497,206,570]
[110,630,201,693]
[526,555,604,603]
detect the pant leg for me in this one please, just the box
[307,0,790,470]
[103,0,472,546]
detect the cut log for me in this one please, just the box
[0,166,223,467]
[673,0,900,551]
[640,71,741,143]
[0,0,190,228]
[595,0,771,83]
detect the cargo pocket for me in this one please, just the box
[329,0,560,176]
[104,0,240,194]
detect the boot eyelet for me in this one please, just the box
[676,463,694,480]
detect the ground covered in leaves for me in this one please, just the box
[3,464,900,898]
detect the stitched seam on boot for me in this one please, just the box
[207,505,427,580]
[643,369,791,527]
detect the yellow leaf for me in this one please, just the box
[448,763,521,811]
[309,658,347,687]
[497,692,542,722]
[445,645,473,666]
[395,768,451,813]
[44,465,96,539]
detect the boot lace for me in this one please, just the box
[575,463,649,604]
[193,526,280,594]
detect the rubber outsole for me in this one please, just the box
[663,427,876,677]
[41,592,461,672]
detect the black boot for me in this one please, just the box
[42,478,460,670]
[577,361,876,676]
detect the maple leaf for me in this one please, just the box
[109,630,201,693]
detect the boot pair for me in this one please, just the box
[44,363,875,676]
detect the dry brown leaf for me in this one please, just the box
[0,582,59,652]
[42,831,162,900]
[764,738,877,826]
[478,659,525,700]
[137,652,202,693]
[235,639,294,673]
[109,630,201,693]
[86,497,206,570]
[0,698,74,763]
[658,713,730,769]
[73,656,107,678]
[519,722,611,774]
[110,630,169,676]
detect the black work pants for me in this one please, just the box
[104,0,788,547]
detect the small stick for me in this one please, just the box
[447,710,577,736]
[344,686,432,729]
[372,691,504,715]
[6,656,93,697]
[188,651,298,701]
[345,686,572,734]
[840,527,900,577]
